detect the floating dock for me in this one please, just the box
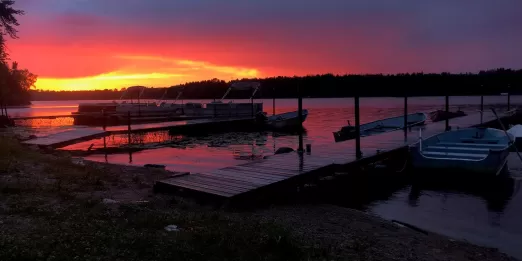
[155,110,516,199]
[23,128,108,148]
[22,117,255,148]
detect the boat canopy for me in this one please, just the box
[120,85,147,100]
[222,81,261,100]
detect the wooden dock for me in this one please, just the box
[156,110,515,199]
[106,117,254,134]
[22,117,255,148]
[23,128,108,148]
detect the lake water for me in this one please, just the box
[9,96,522,259]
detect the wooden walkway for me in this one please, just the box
[22,117,253,148]
[106,117,253,134]
[157,110,514,198]
[23,128,108,148]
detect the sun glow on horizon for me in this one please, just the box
[33,56,261,91]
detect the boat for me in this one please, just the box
[507,124,522,149]
[75,86,203,116]
[260,110,308,129]
[203,81,263,117]
[410,127,513,175]
[429,109,466,122]
[333,112,426,142]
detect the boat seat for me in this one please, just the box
[426,146,490,152]
[437,142,505,148]
[460,138,500,144]
[421,151,488,159]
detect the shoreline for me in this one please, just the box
[0,135,517,260]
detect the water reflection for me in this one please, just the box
[409,174,516,213]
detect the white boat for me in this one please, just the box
[410,127,513,175]
[333,112,426,142]
[264,110,308,129]
[75,86,199,116]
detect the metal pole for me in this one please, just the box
[445,95,449,131]
[298,85,304,153]
[355,96,362,159]
[404,96,408,139]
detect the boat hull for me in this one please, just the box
[429,110,466,122]
[410,127,513,176]
[410,147,509,175]
[267,110,308,129]
[333,112,426,142]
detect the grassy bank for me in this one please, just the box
[0,135,517,260]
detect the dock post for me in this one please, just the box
[137,92,141,117]
[251,98,254,118]
[355,95,362,159]
[507,84,511,111]
[480,95,484,123]
[445,95,449,131]
[102,110,106,131]
[297,85,304,153]
[273,87,276,116]
[404,96,408,139]
[127,111,132,145]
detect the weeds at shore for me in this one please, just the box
[0,136,517,261]
[0,136,313,260]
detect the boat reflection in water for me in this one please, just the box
[408,173,517,212]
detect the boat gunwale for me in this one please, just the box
[413,127,513,162]
[333,112,427,137]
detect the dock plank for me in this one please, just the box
[156,110,516,199]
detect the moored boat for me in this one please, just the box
[507,124,522,150]
[333,112,426,142]
[410,127,513,175]
[261,109,309,129]
[429,109,466,122]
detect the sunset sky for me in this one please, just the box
[6,0,522,91]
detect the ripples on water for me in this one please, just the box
[10,97,522,259]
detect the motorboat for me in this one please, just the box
[429,109,466,122]
[333,112,426,142]
[410,127,513,175]
[258,109,308,129]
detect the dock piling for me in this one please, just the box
[480,94,484,123]
[354,95,362,159]
[127,111,132,145]
[445,95,449,131]
[404,96,408,139]
[272,87,276,116]
[507,84,511,111]
[297,85,304,153]
[251,98,254,118]
[102,110,106,131]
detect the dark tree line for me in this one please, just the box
[0,0,37,109]
[32,69,522,101]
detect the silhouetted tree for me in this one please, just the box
[0,0,36,109]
